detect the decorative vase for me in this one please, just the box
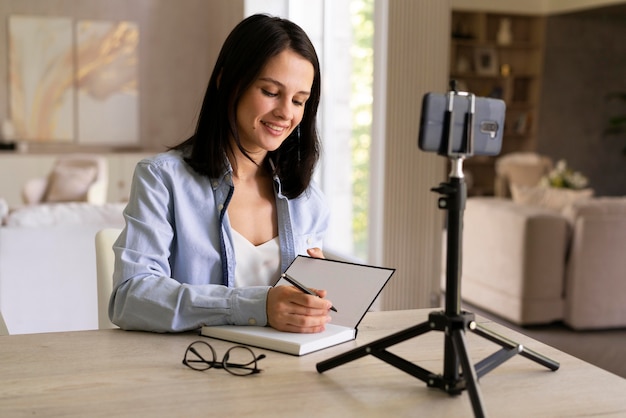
[497,18,512,46]
[1,120,15,141]
[456,56,470,73]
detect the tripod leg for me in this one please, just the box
[451,329,486,418]
[472,323,560,372]
[317,321,432,373]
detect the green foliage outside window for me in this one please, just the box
[350,0,373,259]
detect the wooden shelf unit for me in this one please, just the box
[450,11,545,196]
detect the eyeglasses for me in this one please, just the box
[182,340,266,376]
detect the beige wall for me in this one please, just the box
[0,0,243,152]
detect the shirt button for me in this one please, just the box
[307,237,312,245]
[218,204,224,211]
[248,318,257,325]
[212,181,218,188]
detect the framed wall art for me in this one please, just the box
[474,46,498,76]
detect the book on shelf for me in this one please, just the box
[201,255,395,356]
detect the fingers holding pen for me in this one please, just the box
[266,286,334,333]
[280,273,337,312]
[270,285,333,315]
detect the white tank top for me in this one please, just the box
[231,229,281,287]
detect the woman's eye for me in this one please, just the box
[293,100,304,107]
[262,89,278,97]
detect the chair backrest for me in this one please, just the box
[95,228,123,329]
[494,152,553,197]
[0,310,8,336]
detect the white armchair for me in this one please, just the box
[494,152,553,198]
[22,154,108,205]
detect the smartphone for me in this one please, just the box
[418,92,505,156]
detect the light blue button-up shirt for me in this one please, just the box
[109,150,329,332]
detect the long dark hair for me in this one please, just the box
[173,14,322,199]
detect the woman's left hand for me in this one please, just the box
[306,247,325,259]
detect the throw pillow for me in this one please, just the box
[510,184,593,212]
[44,165,98,203]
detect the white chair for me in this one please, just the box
[22,154,109,205]
[494,152,553,198]
[0,310,8,335]
[95,228,122,329]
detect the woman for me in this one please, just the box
[109,14,333,333]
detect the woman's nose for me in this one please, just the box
[273,98,294,121]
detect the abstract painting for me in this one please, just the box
[9,16,74,142]
[8,16,139,145]
[76,20,139,145]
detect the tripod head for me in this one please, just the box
[418,80,506,179]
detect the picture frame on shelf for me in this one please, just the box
[474,46,498,76]
[514,113,528,135]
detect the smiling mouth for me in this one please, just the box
[262,121,289,133]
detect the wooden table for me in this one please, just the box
[1,309,625,417]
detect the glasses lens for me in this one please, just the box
[183,341,216,371]
[222,346,261,376]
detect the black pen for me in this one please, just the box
[280,273,338,312]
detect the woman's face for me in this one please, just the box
[235,48,314,160]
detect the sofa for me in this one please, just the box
[450,195,626,330]
[0,202,125,334]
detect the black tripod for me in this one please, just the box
[316,89,559,418]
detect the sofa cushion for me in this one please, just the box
[4,202,125,227]
[563,197,626,329]
[511,184,593,212]
[562,196,626,218]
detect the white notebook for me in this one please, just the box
[201,256,395,355]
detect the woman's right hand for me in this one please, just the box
[266,285,333,333]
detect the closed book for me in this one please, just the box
[201,323,356,356]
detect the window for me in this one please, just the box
[245,0,375,261]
